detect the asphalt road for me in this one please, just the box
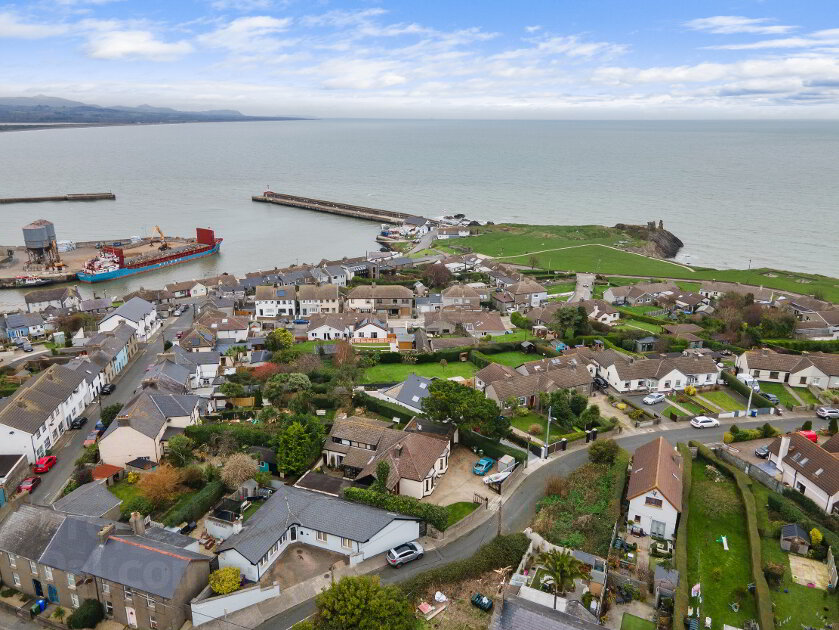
[28,309,195,505]
[261,414,824,630]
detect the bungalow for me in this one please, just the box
[345,284,414,318]
[796,310,839,340]
[165,280,207,299]
[98,297,159,342]
[352,318,392,345]
[306,312,368,341]
[436,226,472,239]
[593,354,720,394]
[441,284,481,310]
[254,285,297,319]
[4,312,46,339]
[297,283,340,316]
[99,390,201,468]
[424,310,507,337]
[577,299,620,325]
[768,433,839,515]
[662,324,705,348]
[603,282,678,306]
[79,297,113,315]
[698,281,780,304]
[216,485,421,582]
[475,362,519,393]
[25,286,81,313]
[736,349,839,389]
[121,287,175,305]
[379,374,434,414]
[626,437,683,539]
[485,366,593,408]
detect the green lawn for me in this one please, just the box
[489,329,532,342]
[687,463,758,627]
[699,390,745,412]
[794,387,822,406]
[660,405,689,418]
[617,319,663,334]
[294,339,331,353]
[620,613,656,630]
[458,224,640,258]
[509,412,549,442]
[242,502,261,521]
[756,382,799,408]
[618,304,663,315]
[547,282,576,295]
[750,484,835,626]
[676,398,709,416]
[445,502,480,528]
[108,479,142,503]
[483,351,534,367]
[361,361,477,383]
[675,281,702,292]
[159,488,199,523]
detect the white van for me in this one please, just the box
[736,373,761,392]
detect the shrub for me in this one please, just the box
[400,534,529,601]
[801,420,813,431]
[163,480,224,526]
[344,487,449,531]
[460,429,527,463]
[809,528,823,546]
[181,465,205,489]
[209,567,241,595]
[68,600,104,629]
[673,444,693,624]
[830,417,838,435]
[588,439,619,464]
[53,607,66,621]
[528,423,542,435]
[119,496,154,520]
[763,562,785,587]
[125,471,139,484]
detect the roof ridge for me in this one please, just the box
[112,535,194,561]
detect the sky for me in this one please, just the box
[1,0,839,118]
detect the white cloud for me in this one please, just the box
[0,12,68,38]
[685,16,796,35]
[319,58,407,89]
[198,15,292,52]
[209,0,275,11]
[525,25,542,33]
[86,29,193,60]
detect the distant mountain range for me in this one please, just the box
[0,96,303,124]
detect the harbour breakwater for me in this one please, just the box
[0,193,115,204]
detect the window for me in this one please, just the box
[147,596,155,610]
[645,497,663,508]
[71,594,79,609]
[799,377,807,385]
[44,566,53,581]
[102,582,110,595]
[149,616,157,629]
[633,515,641,523]
[124,587,133,600]
[30,560,37,574]
[8,553,17,568]
[341,538,352,549]
[316,531,327,543]
[67,573,76,589]
[752,370,759,377]
[105,602,113,616]
[769,371,779,380]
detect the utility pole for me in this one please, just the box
[545,406,552,455]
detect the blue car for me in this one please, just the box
[472,457,495,476]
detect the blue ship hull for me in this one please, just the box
[77,242,221,283]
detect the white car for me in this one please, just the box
[816,407,839,419]
[690,416,720,429]
[643,393,666,405]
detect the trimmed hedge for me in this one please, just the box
[673,444,692,625]
[400,534,530,601]
[616,308,670,325]
[719,371,773,408]
[767,492,839,549]
[185,423,281,448]
[763,338,839,352]
[353,391,412,423]
[460,429,527,463]
[343,487,448,531]
[693,444,774,630]
[163,480,225,527]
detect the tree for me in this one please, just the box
[549,306,590,339]
[760,309,797,339]
[251,362,283,382]
[225,345,246,358]
[422,380,509,440]
[263,373,311,406]
[536,549,588,610]
[422,263,452,288]
[314,575,416,630]
[221,453,259,490]
[209,567,241,595]
[333,340,356,367]
[829,417,838,436]
[99,403,123,428]
[265,328,294,352]
[371,460,391,493]
[138,464,183,508]
[569,392,588,417]
[166,435,195,467]
[810,528,823,546]
[219,382,246,398]
[276,419,324,476]
[510,311,532,330]
[67,599,104,629]
[529,254,539,270]
[163,340,173,351]
[588,439,620,464]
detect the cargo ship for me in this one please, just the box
[77,228,222,283]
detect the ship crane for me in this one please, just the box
[152,225,170,251]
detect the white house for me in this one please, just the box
[736,349,839,390]
[98,297,159,342]
[216,485,421,582]
[99,391,201,468]
[297,284,340,316]
[306,313,368,341]
[352,318,391,343]
[254,285,297,319]
[195,312,249,342]
[0,364,92,462]
[436,227,472,239]
[169,345,221,391]
[592,354,720,394]
[769,434,839,515]
[165,280,208,299]
[24,286,82,313]
[627,437,683,539]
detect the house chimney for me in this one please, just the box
[395,443,403,457]
[97,524,115,544]
[761,348,768,356]
[778,435,791,461]
[129,512,145,535]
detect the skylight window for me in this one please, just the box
[815,468,823,476]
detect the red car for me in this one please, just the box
[798,430,819,444]
[18,477,41,493]
[33,455,57,473]
[83,431,100,447]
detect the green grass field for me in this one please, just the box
[618,304,664,315]
[617,319,663,334]
[687,463,758,627]
[547,282,576,295]
[676,398,710,416]
[445,502,480,528]
[459,224,639,258]
[502,244,695,277]
[108,479,142,504]
[483,351,534,367]
[794,387,822,405]
[661,405,689,418]
[699,390,745,412]
[620,613,656,630]
[361,362,477,383]
[489,329,532,342]
[756,382,799,408]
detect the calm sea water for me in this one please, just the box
[0,119,837,309]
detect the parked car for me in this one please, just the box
[17,477,41,493]
[798,430,819,444]
[386,542,424,568]
[176,331,185,339]
[70,417,88,430]
[754,445,770,459]
[472,456,495,476]
[83,431,100,447]
[816,407,839,419]
[761,392,780,405]
[179,307,188,316]
[22,342,33,352]
[593,376,609,391]
[101,383,115,395]
[33,455,57,473]
[690,416,719,429]
[643,393,666,405]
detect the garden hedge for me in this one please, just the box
[767,492,839,549]
[352,392,412,423]
[460,429,527,463]
[762,338,839,353]
[615,308,670,325]
[185,423,281,447]
[163,480,225,527]
[399,533,530,601]
[693,443,774,630]
[68,600,104,629]
[719,371,773,408]
[673,444,692,625]
[343,487,449,531]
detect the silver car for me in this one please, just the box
[386,541,424,568]
[816,407,839,419]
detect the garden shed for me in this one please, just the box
[780,523,811,554]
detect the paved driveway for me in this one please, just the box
[261,543,347,589]
[625,393,672,416]
[424,445,493,506]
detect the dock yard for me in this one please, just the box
[0,193,115,204]
[252,191,429,225]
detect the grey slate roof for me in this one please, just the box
[104,296,154,323]
[217,485,418,564]
[392,373,433,409]
[79,297,113,312]
[103,390,197,441]
[0,454,25,477]
[53,480,123,518]
[5,312,45,329]
[142,526,198,549]
[143,359,191,392]
[491,596,601,630]
[781,523,811,542]
[40,516,110,574]
[0,505,66,560]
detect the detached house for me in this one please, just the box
[578,299,620,325]
[306,312,369,341]
[195,311,249,342]
[769,433,839,515]
[254,285,297,319]
[603,282,678,306]
[297,284,340,316]
[485,366,593,408]
[98,297,158,342]
[424,310,507,337]
[345,284,414,317]
[796,310,839,340]
[441,284,481,310]
[25,286,82,313]
[4,312,46,339]
[627,437,683,539]
[492,279,548,313]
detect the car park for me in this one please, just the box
[386,541,423,567]
[754,444,770,459]
[70,417,88,430]
[643,393,666,405]
[472,456,495,476]
[17,477,41,493]
[690,416,719,429]
[33,455,57,473]
[816,407,839,419]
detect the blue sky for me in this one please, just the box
[1,0,838,117]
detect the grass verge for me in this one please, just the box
[361,362,477,383]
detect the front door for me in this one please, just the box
[290,527,297,542]
[125,607,137,628]
[47,584,58,604]
[651,519,666,538]
[33,579,43,598]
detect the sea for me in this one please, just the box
[0,119,837,309]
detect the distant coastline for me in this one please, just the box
[0,119,309,133]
